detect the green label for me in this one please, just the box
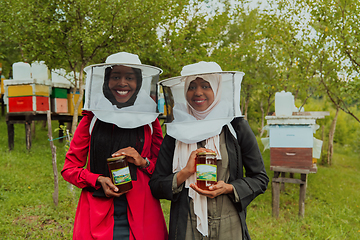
[196,164,217,181]
[111,166,131,185]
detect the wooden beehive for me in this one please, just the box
[1,75,5,95]
[265,113,329,173]
[51,98,68,113]
[50,86,68,114]
[4,79,51,113]
[67,89,83,116]
[269,125,313,170]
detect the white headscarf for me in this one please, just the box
[184,74,222,120]
[173,74,223,237]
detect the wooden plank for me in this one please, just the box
[272,178,305,185]
[272,181,280,218]
[6,112,78,122]
[280,172,286,191]
[299,174,307,217]
[270,165,317,174]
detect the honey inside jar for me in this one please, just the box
[195,152,217,190]
[107,155,133,193]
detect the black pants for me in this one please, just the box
[113,194,129,240]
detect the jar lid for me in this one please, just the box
[107,155,126,162]
[197,152,216,156]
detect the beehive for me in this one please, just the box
[269,125,314,170]
[67,90,83,116]
[51,97,68,113]
[264,114,327,172]
[4,79,51,113]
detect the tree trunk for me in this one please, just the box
[327,107,339,165]
[71,67,85,134]
[259,94,274,138]
[240,98,244,115]
[244,98,249,120]
[320,124,326,165]
[47,110,59,207]
[259,100,265,137]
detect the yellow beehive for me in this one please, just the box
[1,81,4,95]
[0,76,5,95]
[67,91,83,116]
[7,84,50,97]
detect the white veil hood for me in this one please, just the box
[83,52,162,129]
[159,61,245,144]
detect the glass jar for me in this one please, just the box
[195,152,217,190]
[107,156,132,193]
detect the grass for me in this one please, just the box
[0,115,79,239]
[0,114,359,239]
[246,141,360,239]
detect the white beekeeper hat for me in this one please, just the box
[158,61,245,144]
[83,52,162,129]
[84,52,162,77]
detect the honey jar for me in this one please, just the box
[107,156,132,193]
[195,152,217,190]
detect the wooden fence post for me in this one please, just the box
[47,110,59,206]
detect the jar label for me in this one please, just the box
[111,166,131,185]
[196,164,217,181]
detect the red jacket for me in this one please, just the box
[62,111,168,240]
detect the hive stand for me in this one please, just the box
[6,112,81,150]
[271,167,316,218]
[266,112,329,218]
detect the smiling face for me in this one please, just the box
[186,77,215,111]
[108,65,137,103]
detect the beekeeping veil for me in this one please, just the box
[159,61,244,236]
[159,61,245,144]
[83,52,162,128]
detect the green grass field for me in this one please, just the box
[0,114,359,239]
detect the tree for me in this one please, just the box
[301,0,360,122]
[284,0,360,164]
[267,0,359,164]
[153,0,233,79]
[0,42,22,79]
[211,6,267,121]
[1,0,187,133]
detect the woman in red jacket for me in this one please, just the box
[62,52,168,240]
